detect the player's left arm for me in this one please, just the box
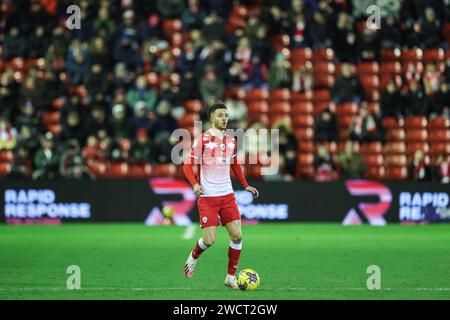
[230,140,259,198]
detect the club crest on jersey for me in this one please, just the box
[202,217,208,223]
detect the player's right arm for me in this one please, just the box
[183,136,204,197]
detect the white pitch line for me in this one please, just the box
[182,225,196,240]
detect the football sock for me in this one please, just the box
[227,241,242,276]
[191,238,208,259]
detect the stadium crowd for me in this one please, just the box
[1,0,450,182]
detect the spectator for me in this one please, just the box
[268,52,291,89]
[292,62,313,92]
[113,34,143,73]
[224,95,247,128]
[84,64,109,98]
[419,7,445,49]
[380,15,402,49]
[247,55,269,89]
[202,11,226,42]
[133,101,154,134]
[157,0,185,19]
[14,103,41,133]
[307,11,332,49]
[182,0,206,32]
[60,109,85,144]
[402,80,429,116]
[8,146,32,178]
[331,12,357,62]
[278,125,297,179]
[431,153,450,183]
[314,108,338,142]
[108,104,133,140]
[423,62,442,95]
[3,27,26,60]
[331,63,364,104]
[290,14,309,48]
[408,150,431,181]
[131,129,153,163]
[314,145,337,182]
[381,81,402,118]
[430,82,450,117]
[336,140,367,179]
[199,67,225,103]
[349,104,385,143]
[357,28,380,62]
[0,69,20,119]
[27,25,49,59]
[126,75,158,113]
[32,132,60,180]
[0,117,17,150]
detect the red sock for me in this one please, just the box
[191,238,208,259]
[227,241,242,276]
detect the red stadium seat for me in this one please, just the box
[312,89,331,102]
[183,100,203,113]
[313,61,335,74]
[384,142,406,155]
[381,49,401,62]
[269,89,290,101]
[337,115,354,128]
[380,62,402,75]
[247,101,269,114]
[313,48,334,61]
[179,113,200,128]
[246,88,269,101]
[339,129,350,140]
[291,101,313,114]
[298,141,315,153]
[224,87,246,100]
[270,101,291,114]
[360,142,383,154]
[363,154,384,166]
[152,164,177,177]
[386,128,406,141]
[359,75,379,89]
[382,117,404,129]
[297,153,314,166]
[405,116,427,129]
[0,151,14,162]
[430,143,450,156]
[406,129,428,142]
[106,162,129,178]
[428,117,450,130]
[270,114,292,127]
[314,74,335,88]
[423,49,445,63]
[294,128,314,141]
[163,19,182,37]
[48,124,62,135]
[385,166,408,180]
[291,90,313,102]
[43,111,61,127]
[356,62,379,75]
[429,130,450,142]
[0,163,11,177]
[336,103,358,115]
[365,166,386,180]
[292,114,314,128]
[385,155,408,166]
[244,165,262,179]
[364,89,380,102]
[401,49,423,63]
[297,165,315,179]
[407,142,430,156]
[129,163,152,178]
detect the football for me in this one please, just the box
[237,268,261,291]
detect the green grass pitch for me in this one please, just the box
[1,223,450,300]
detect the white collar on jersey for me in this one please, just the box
[208,128,225,139]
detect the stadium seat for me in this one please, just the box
[269,89,290,101]
[106,162,129,178]
[183,100,203,113]
[428,117,450,130]
[314,102,332,117]
[356,62,379,75]
[0,151,14,162]
[337,115,354,128]
[179,113,200,128]
[405,116,427,129]
[364,89,380,102]
[152,164,177,177]
[294,128,314,141]
[292,114,314,127]
[269,101,291,114]
[297,153,314,166]
[312,89,331,102]
[406,129,428,142]
[401,49,423,63]
[163,19,182,38]
[367,102,380,114]
[336,103,358,115]
[380,62,402,75]
[0,163,11,177]
[291,90,313,102]
[313,48,334,61]
[430,143,450,156]
[365,166,386,180]
[270,114,292,127]
[297,140,315,153]
[247,101,269,114]
[429,129,450,142]
[224,87,246,100]
[386,128,406,141]
[384,142,406,155]
[291,101,314,114]
[382,117,404,129]
[314,74,335,88]
[385,155,407,166]
[313,61,335,74]
[339,129,350,140]
[359,75,379,89]
[244,164,262,179]
[297,165,315,179]
[42,111,61,127]
[385,166,408,180]
[360,142,383,154]
[381,49,401,61]
[48,124,62,135]
[423,49,445,63]
[407,142,429,156]
[363,154,384,166]
[246,88,269,101]
[129,163,152,179]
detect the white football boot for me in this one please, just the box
[184,251,197,278]
[224,274,239,289]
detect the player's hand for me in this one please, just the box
[193,183,204,197]
[245,186,259,199]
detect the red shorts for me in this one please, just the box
[197,193,240,228]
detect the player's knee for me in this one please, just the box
[203,236,216,247]
[231,234,242,244]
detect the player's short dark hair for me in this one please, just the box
[208,103,227,119]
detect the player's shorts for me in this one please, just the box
[197,193,240,228]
